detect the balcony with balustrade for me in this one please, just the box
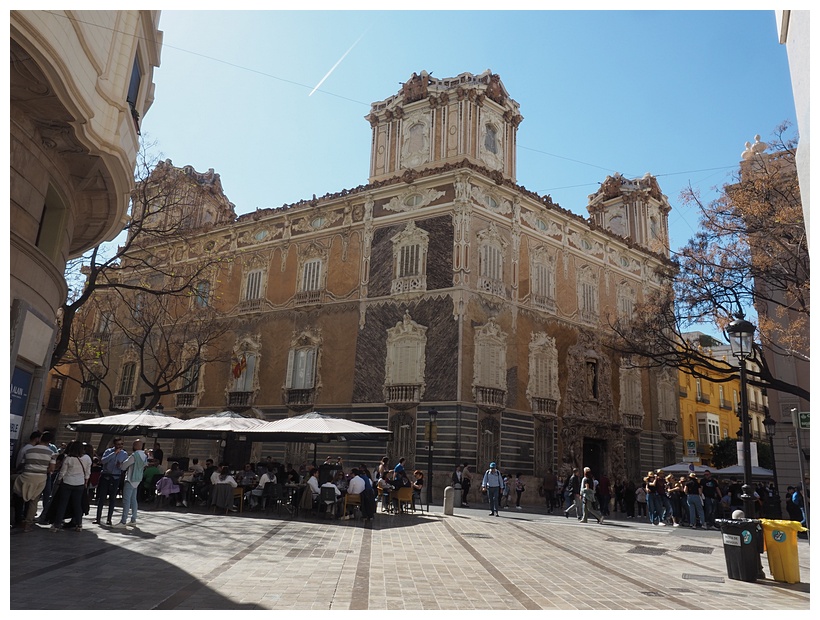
[175,392,199,411]
[384,384,422,410]
[474,386,506,414]
[284,388,314,412]
[531,397,558,417]
[113,394,134,411]
[659,418,679,439]
[623,412,644,434]
[227,391,254,411]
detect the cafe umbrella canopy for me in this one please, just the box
[147,410,268,440]
[66,408,174,436]
[242,411,392,464]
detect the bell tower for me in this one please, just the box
[366,70,523,184]
[587,172,671,255]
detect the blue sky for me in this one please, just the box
[140,9,796,255]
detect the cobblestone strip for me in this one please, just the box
[440,518,541,610]
[152,522,289,610]
[348,526,372,610]
[509,522,700,610]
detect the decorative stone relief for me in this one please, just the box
[383,187,445,213]
[478,110,504,171]
[400,110,431,169]
[291,209,342,233]
[470,184,512,215]
[565,331,614,423]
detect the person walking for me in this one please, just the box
[580,471,604,524]
[461,464,472,507]
[542,469,557,513]
[94,437,128,526]
[563,468,582,520]
[597,474,611,517]
[514,473,525,510]
[481,462,504,516]
[635,481,647,519]
[113,439,148,528]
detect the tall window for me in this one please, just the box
[127,56,142,109]
[287,348,317,390]
[181,359,201,392]
[81,378,100,404]
[477,224,507,298]
[118,362,136,396]
[484,124,498,154]
[474,320,507,389]
[527,332,560,413]
[194,281,210,308]
[233,352,257,392]
[391,221,428,295]
[244,269,263,301]
[301,259,322,292]
[619,361,644,416]
[531,251,556,312]
[617,282,636,319]
[577,265,599,323]
[385,312,427,385]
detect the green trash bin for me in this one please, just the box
[759,519,806,583]
[715,518,762,582]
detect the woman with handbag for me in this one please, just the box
[50,441,91,532]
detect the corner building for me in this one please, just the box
[70,71,680,492]
[10,10,161,454]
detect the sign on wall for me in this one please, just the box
[10,366,32,459]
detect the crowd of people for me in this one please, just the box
[14,431,808,532]
[537,466,807,529]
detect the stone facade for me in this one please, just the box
[11,10,162,454]
[54,71,679,497]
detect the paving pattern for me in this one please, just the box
[9,503,811,610]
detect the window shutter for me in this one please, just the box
[285,350,295,389]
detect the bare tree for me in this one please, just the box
[608,123,809,402]
[51,146,236,369]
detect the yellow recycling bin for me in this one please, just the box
[759,519,807,583]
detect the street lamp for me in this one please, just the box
[762,409,781,516]
[426,408,438,511]
[726,312,756,519]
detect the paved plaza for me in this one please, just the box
[9,502,811,611]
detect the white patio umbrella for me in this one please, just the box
[149,410,268,440]
[711,464,774,479]
[66,409,174,436]
[656,462,711,475]
[242,411,392,442]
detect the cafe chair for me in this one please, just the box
[391,487,414,513]
[211,484,238,514]
[320,486,340,519]
[263,482,284,515]
[343,493,362,520]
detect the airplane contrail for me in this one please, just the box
[309,31,367,97]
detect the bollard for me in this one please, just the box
[443,485,454,515]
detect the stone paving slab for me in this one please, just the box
[8,503,811,611]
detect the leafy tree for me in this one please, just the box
[709,436,772,470]
[608,123,808,402]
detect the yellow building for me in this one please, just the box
[679,332,767,466]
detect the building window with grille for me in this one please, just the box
[233,353,257,393]
[240,268,265,311]
[473,319,507,412]
[476,224,507,298]
[531,257,556,312]
[577,266,599,323]
[301,259,322,292]
[391,221,428,295]
[527,332,559,415]
[287,347,317,390]
[617,282,636,319]
[119,362,136,396]
[384,312,427,404]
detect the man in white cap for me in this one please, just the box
[482,462,504,517]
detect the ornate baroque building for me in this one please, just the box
[58,71,679,491]
[10,10,162,455]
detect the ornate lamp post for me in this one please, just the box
[762,409,781,517]
[726,312,756,519]
[426,408,438,511]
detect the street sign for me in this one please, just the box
[686,440,697,458]
[796,411,810,429]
